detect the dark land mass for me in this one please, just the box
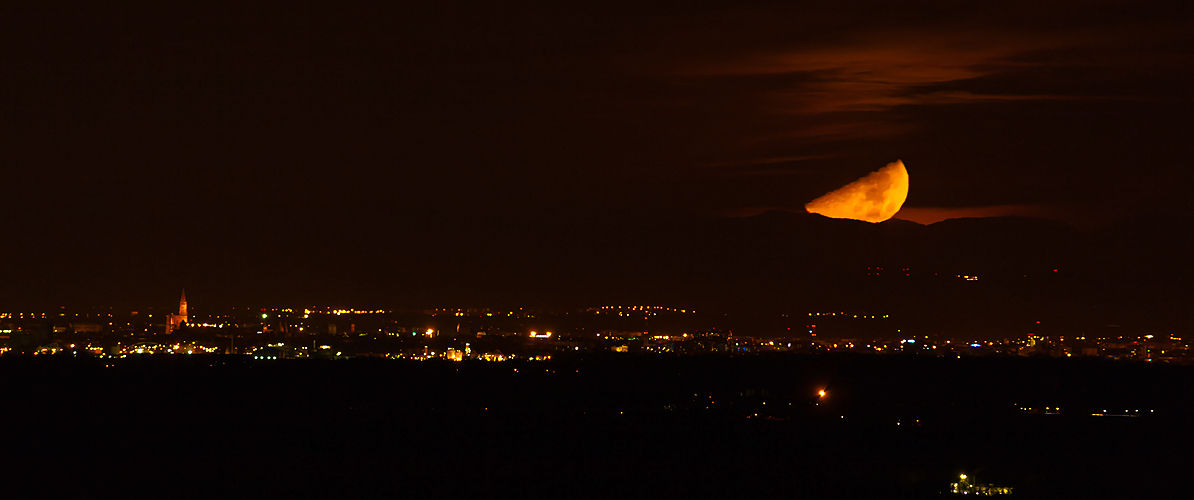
[4,353,1190,498]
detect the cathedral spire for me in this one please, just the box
[166,289,188,335]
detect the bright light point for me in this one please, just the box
[818,390,826,397]
[805,160,909,223]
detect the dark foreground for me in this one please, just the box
[2,353,1190,498]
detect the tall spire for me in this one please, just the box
[165,289,189,335]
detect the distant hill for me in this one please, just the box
[518,209,1194,336]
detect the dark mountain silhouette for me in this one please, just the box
[517,209,1193,337]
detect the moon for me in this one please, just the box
[804,160,909,223]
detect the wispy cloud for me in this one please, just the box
[896,203,1104,228]
[685,31,1081,119]
[608,4,1193,221]
[647,26,1126,204]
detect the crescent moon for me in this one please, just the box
[805,160,909,223]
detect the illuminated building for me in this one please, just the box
[36,342,63,355]
[165,290,188,335]
[480,351,507,361]
[950,474,1012,495]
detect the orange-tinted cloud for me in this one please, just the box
[614,5,1190,224]
[654,29,1092,160]
[689,32,1079,118]
[897,204,1083,226]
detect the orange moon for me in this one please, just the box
[804,160,909,223]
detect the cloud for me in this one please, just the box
[685,31,1081,120]
[896,204,1094,227]
[628,16,1183,221]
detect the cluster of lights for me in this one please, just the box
[597,332,645,341]
[950,474,1012,496]
[303,308,389,316]
[0,312,49,319]
[1091,409,1152,417]
[649,334,687,342]
[117,342,218,355]
[36,345,63,355]
[1017,406,1062,414]
[387,351,545,362]
[427,308,501,315]
[595,306,691,313]
[807,312,889,318]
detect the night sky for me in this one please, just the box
[4,2,1192,308]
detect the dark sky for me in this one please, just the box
[3,1,1192,308]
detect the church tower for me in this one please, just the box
[165,289,188,334]
[179,289,188,321]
